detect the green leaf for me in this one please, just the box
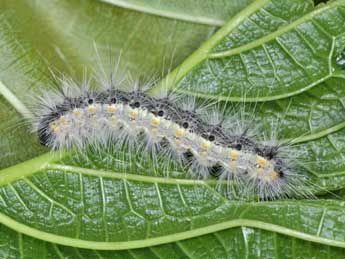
[1,0,345,257]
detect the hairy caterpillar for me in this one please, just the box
[29,68,309,200]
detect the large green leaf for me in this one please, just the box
[1,0,345,257]
[2,155,345,251]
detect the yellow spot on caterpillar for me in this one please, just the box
[73,109,81,117]
[111,115,117,124]
[269,171,279,180]
[201,141,210,151]
[151,117,160,127]
[256,156,268,168]
[230,150,240,161]
[107,105,117,113]
[129,110,138,120]
[175,128,185,138]
[88,105,96,113]
[59,116,68,124]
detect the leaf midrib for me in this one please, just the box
[175,72,334,102]
[0,153,225,187]
[148,0,270,96]
[208,2,338,59]
[285,120,345,144]
[1,211,344,250]
[47,163,218,185]
[99,0,225,26]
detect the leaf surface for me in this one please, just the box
[1,0,345,257]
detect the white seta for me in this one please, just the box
[28,66,312,201]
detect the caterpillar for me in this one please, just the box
[30,71,309,201]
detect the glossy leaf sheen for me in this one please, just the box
[1,0,345,258]
[2,158,345,252]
